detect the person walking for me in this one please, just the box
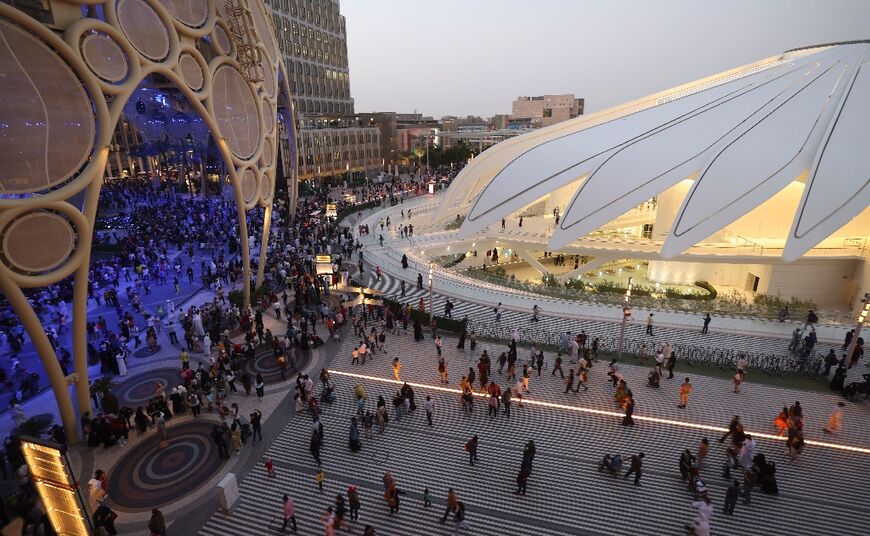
[425,395,434,426]
[92,504,119,535]
[702,313,711,334]
[310,430,322,465]
[250,409,263,443]
[823,401,846,434]
[315,468,325,493]
[577,367,589,391]
[623,452,645,485]
[502,387,512,417]
[148,508,166,536]
[465,435,479,465]
[552,355,564,378]
[281,494,297,532]
[723,479,740,515]
[488,391,499,418]
[516,465,531,495]
[255,373,265,400]
[646,314,654,336]
[678,377,693,408]
[348,485,361,521]
[622,394,635,426]
[211,425,229,459]
[733,370,745,393]
[719,416,741,443]
[439,488,458,524]
[697,437,710,469]
[665,351,677,379]
[349,417,361,452]
[438,357,448,384]
[564,369,575,393]
[453,501,468,535]
[392,357,402,381]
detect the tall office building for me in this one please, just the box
[265,0,381,181]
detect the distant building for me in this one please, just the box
[491,114,510,130]
[358,112,398,168]
[265,0,380,182]
[510,94,584,128]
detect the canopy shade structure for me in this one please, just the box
[436,41,870,262]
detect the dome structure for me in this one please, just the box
[436,41,870,263]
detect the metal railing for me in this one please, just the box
[465,320,823,377]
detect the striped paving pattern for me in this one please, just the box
[199,332,870,536]
[365,270,838,363]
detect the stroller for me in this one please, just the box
[320,382,337,403]
[843,374,870,401]
[598,453,623,476]
[687,462,708,500]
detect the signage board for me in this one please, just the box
[20,437,92,536]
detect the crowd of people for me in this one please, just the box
[0,166,857,536]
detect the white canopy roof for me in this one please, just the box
[436,41,870,261]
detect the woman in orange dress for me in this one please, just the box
[773,405,789,436]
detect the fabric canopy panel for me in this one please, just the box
[0,20,95,194]
[440,42,870,261]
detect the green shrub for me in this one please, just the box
[593,280,625,294]
[228,289,245,309]
[335,200,382,224]
[445,216,466,230]
[694,280,718,299]
[541,274,560,287]
[564,278,584,290]
[631,284,653,297]
[442,253,466,268]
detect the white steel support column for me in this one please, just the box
[515,247,550,276]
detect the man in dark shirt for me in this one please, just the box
[623,452,645,485]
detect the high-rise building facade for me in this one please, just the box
[265,0,381,181]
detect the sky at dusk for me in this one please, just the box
[342,0,870,118]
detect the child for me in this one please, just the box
[577,368,589,391]
[265,458,275,478]
[423,487,431,507]
[316,468,325,492]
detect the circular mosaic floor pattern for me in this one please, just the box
[244,345,311,383]
[133,344,163,358]
[107,419,227,510]
[114,367,182,408]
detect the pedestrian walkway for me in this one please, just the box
[366,270,845,373]
[199,331,870,536]
[357,193,851,344]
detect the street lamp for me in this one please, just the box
[844,292,870,367]
[618,276,633,359]
[428,263,434,325]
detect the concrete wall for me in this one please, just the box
[649,258,863,307]
[851,259,870,312]
[766,259,860,308]
[648,260,771,288]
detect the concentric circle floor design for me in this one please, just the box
[133,344,163,358]
[244,346,310,383]
[107,419,227,509]
[114,368,181,408]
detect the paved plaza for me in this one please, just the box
[197,326,870,536]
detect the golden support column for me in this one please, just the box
[256,203,272,288]
[0,275,78,444]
